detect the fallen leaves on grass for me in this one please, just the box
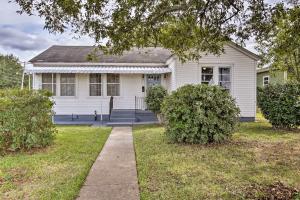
[246,181,299,200]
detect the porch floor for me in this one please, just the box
[54,109,158,126]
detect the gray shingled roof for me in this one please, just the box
[29,46,173,63]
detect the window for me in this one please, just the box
[89,74,102,96]
[107,74,120,96]
[61,74,76,96]
[263,76,269,86]
[219,67,231,91]
[146,74,161,87]
[201,67,214,84]
[42,73,56,95]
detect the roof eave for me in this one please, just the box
[227,41,261,61]
[31,62,168,67]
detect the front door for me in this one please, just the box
[146,74,161,88]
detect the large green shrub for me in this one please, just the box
[145,85,167,114]
[257,83,300,129]
[0,89,56,153]
[161,84,240,144]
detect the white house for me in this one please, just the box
[26,43,259,125]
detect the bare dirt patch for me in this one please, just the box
[250,141,300,164]
[8,168,29,185]
[246,181,299,200]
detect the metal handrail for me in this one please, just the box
[109,96,113,121]
[135,96,137,122]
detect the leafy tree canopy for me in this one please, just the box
[13,0,266,60]
[0,54,24,89]
[11,0,300,80]
[251,2,300,82]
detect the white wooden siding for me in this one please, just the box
[33,45,256,118]
[172,45,257,118]
[34,73,146,114]
[166,57,177,91]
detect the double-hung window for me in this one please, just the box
[61,74,76,96]
[90,74,102,96]
[201,67,214,84]
[219,67,231,91]
[42,73,56,95]
[263,76,269,86]
[107,74,120,96]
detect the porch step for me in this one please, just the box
[109,109,158,124]
[110,117,137,122]
[110,113,135,118]
[106,122,135,126]
[110,109,137,123]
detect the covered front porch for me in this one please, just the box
[27,65,171,125]
[54,109,159,126]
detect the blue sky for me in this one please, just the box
[0,1,256,62]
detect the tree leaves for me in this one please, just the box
[251,3,300,82]
[12,0,259,61]
[0,54,23,89]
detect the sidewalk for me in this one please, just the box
[77,127,140,200]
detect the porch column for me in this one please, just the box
[102,73,107,96]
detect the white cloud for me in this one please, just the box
[0,1,93,61]
[0,26,51,51]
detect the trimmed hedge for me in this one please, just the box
[0,89,56,153]
[145,85,167,114]
[161,84,240,144]
[257,83,300,129]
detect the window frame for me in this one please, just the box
[107,74,120,96]
[199,65,233,93]
[41,73,56,96]
[218,66,232,91]
[201,66,214,85]
[146,74,162,88]
[263,75,270,86]
[89,74,102,96]
[60,73,76,97]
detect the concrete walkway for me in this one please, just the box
[77,127,140,200]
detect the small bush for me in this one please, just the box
[145,85,167,114]
[161,84,240,144]
[0,89,56,153]
[257,83,300,129]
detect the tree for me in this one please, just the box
[12,0,264,61]
[250,2,300,82]
[0,54,25,89]
[12,0,300,76]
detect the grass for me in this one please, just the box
[133,120,300,200]
[0,126,111,200]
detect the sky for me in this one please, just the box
[0,1,257,62]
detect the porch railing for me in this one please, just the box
[109,96,113,121]
[135,96,147,110]
[135,96,147,122]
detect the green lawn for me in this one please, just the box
[134,121,300,200]
[0,126,111,200]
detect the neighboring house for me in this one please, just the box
[257,67,288,87]
[26,43,259,125]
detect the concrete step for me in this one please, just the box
[109,117,137,122]
[106,122,135,126]
[110,113,135,117]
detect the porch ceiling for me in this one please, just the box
[25,66,171,74]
